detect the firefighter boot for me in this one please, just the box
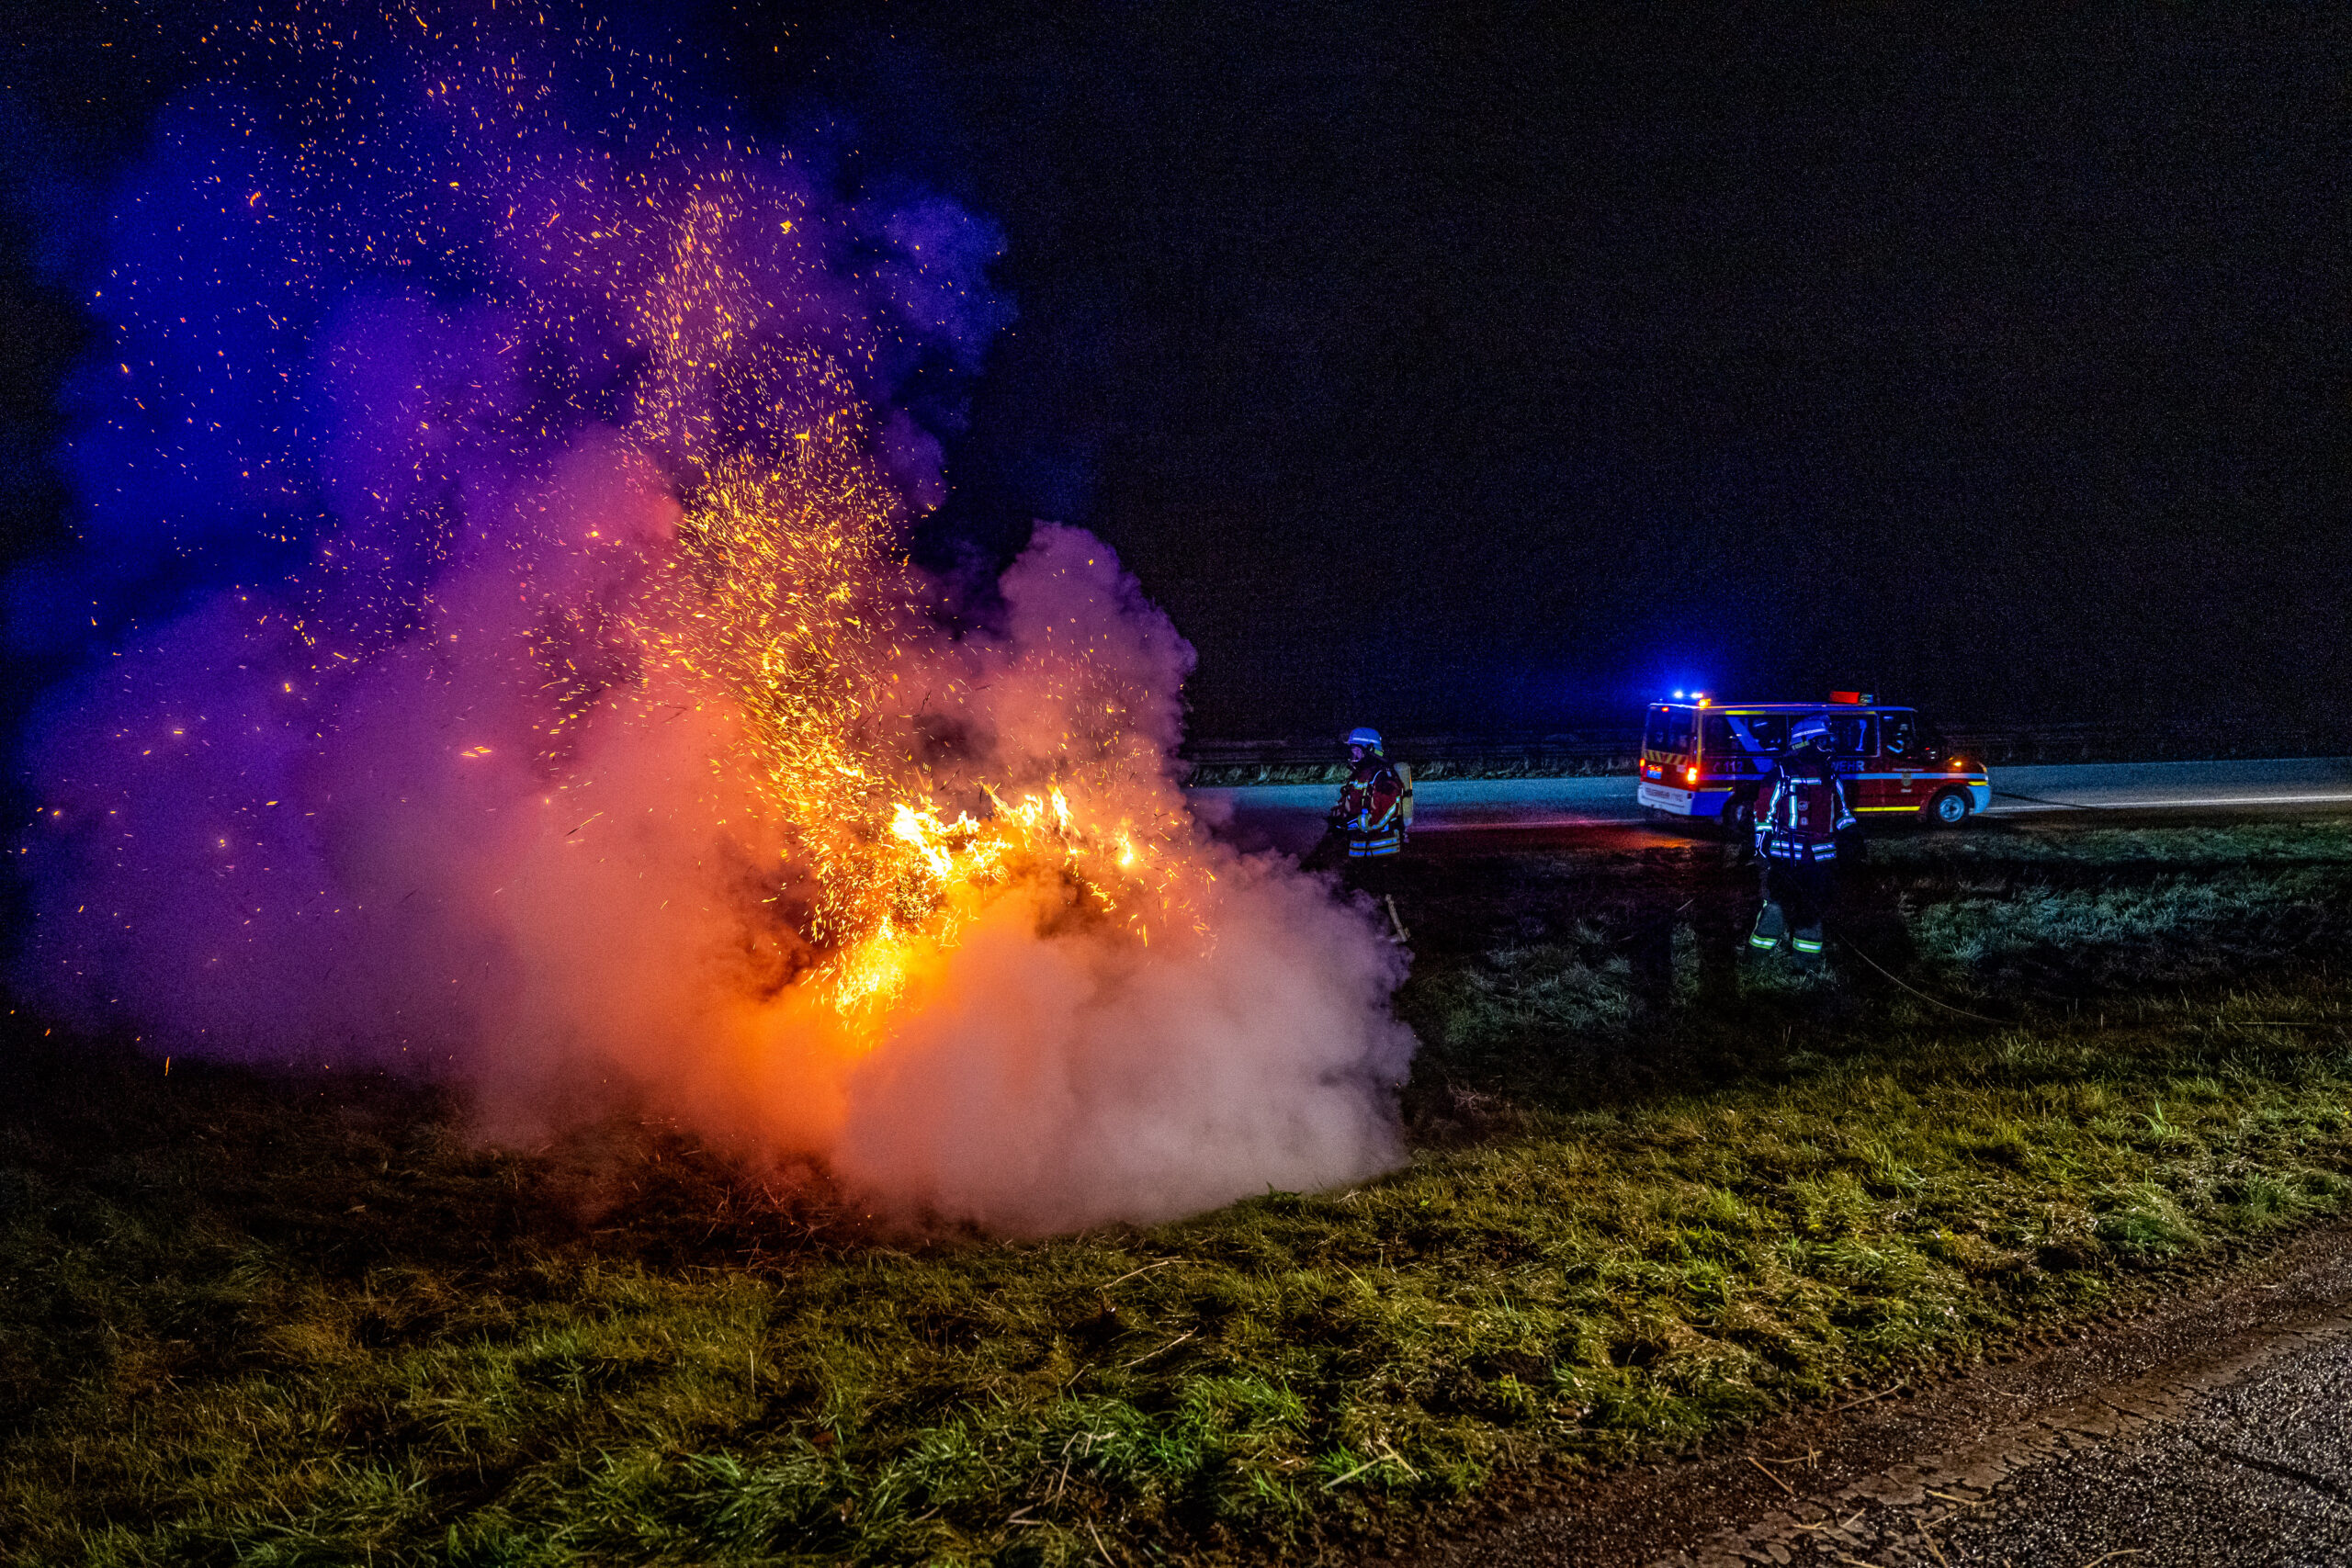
[1792,919,1826,962]
[1748,901,1788,953]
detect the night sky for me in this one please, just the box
[5,3,2347,742]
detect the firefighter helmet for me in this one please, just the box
[1792,715,1834,750]
[1343,727,1383,750]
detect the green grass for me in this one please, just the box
[6,818,2352,1564]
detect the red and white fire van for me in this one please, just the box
[1636,693,1993,831]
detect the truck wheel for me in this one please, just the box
[1928,788,1973,828]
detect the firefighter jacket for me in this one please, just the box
[1330,754,1406,858]
[1755,748,1855,864]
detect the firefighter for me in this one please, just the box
[1748,714,1854,959]
[1326,727,1407,860]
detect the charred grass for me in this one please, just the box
[6,818,2352,1564]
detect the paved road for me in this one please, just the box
[1192,756,2352,854]
[1383,1223,2352,1568]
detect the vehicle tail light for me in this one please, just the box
[1684,765,1699,785]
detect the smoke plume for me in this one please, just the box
[9,6,1413,1232]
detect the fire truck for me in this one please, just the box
[1636,692,1992,832]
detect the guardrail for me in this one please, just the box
[1182,734,1636,786]
[1179,722,2352,788]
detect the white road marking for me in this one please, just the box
[1987,792,2352,815]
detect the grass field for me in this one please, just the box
[6,818,2352,1564]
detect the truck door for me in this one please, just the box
[1828,713,1878,809]
[1878,711,1921,810]
[1701,713,1736,778]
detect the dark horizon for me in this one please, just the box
[4,3,2346,745]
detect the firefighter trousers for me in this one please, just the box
[1752,856,1834,956]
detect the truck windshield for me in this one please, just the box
[1644,707,1694,756]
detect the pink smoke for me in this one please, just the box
[11,9,1414,1233]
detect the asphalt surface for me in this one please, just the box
[1376,1223,2352,1568]
[1191,756,2352,856]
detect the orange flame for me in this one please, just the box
[584,192,1204,1034]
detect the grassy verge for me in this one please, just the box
[6,819,2352,1564]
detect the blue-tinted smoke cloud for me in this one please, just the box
[7,6,1412,1233]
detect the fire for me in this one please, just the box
[835,781,1193,1020]
[575,188,1204,1032]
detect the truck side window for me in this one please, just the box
[1830,716,1875,757]
[1882,715,1917,760]
[1701,715,1734,756]
[1644,708,1694,756]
